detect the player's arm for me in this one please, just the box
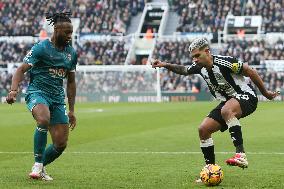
[66,71,77,130]
[6,63,31,104]
[242,64,279,100]
[151,59,189,75]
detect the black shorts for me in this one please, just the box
[207,93,258,132]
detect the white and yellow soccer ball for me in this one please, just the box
[200,164,224,186]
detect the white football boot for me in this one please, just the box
[195,178,203,183]
[226,152,248,169]
[41,167,53,181]
[29,162,43,179]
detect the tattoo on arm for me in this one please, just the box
[165,64,188,75]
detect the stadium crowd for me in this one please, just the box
[219,38,284,65]
[172,0,284,33]
[173,0,242,33]
[76,71,157,94]
[73,0,146,35]
[0,41,33,64]
[244,0,284,32]
[0,0,147,36]
[258,70,284,92]
[1,38,283,66]
[0,70,29,96]
[76,40,128,65]
[0,0,69,36]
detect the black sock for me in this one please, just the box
[229,126,245,153]
[200,138,215,164]
[201,146,215,164]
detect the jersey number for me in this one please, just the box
[235,94,249,100]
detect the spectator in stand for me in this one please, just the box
[0,0,147,36]
[173,0,283,34]
[0,42,33,64]
[244,0,284,33]
[73,0,146,35]
[219,39,284,65]
[76,40,128,65]
[174,0,243,33]
[0,0,70,36]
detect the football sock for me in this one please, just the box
[200,138,215,164]
[34,125,48,163]
[42,144,65,166]
[227,117,245,153]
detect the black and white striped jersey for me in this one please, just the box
[186,55,256,101]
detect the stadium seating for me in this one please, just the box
[172,0,284,33]
[76,40,128,65]
[0,69,29,95]
[75,71,157,94]
[0,0,146,36]
[0,0,70,36]
[0,41,33,64]
[74,0,145,35]
[258,70,284,92]
[219,39,284,65]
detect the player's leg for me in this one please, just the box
[199,101,229,166]
[220,98,244,153]
[41,104,69,180]
[198,117,222,165]
[196,116,222,183]
[221,94,258,168]
[43,124,69,167]
[26,93,51,179]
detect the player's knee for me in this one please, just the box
[36,116,50,126]
[54,141,67,151]
[198,125,210,139]
[221,107,234,120]
[53,144,66,154]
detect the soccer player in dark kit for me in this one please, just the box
[6,12,77,181]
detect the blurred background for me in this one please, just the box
[0,0,283,103]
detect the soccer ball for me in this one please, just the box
[200,164,224,186]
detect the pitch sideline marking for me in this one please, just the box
[0,151,283,155]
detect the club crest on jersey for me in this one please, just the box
[66,54,72,61]
[232,62,240,73]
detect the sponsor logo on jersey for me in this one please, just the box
[49,68,67,78]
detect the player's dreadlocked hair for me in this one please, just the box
[45,11,72,26]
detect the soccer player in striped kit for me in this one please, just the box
[151,38,279,182]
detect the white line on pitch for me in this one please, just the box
[0,152,283,155]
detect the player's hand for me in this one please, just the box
[264,90,280,100]
[6,91,18,105]
[68,111,77,131]
[151,59,168,68]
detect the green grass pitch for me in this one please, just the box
[0,102,283,188]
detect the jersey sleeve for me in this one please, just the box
[186,63,201,75]
[23,43,42,66]
[70,52,78,72]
